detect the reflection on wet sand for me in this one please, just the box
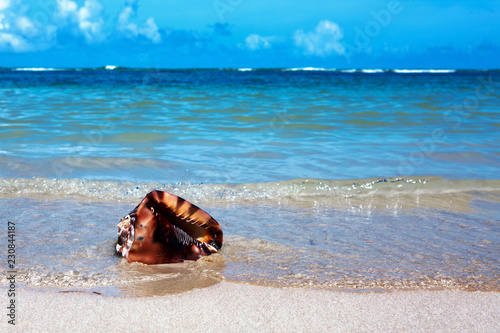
[114,254,226,297]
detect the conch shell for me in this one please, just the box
[116,190,223,264]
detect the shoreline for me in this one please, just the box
[2,282,499,332]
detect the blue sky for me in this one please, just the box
[0,0,498,68]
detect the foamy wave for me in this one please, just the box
[360,69,385,73]
[284,67,335,71]
[1,177,498,211]
[393,69,456,74]
[237,68,253,72]
[14,67,61,71]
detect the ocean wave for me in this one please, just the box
[393,69,456,74]
[13,67,62,71]
[2,67,493,74]
[1,177,498,211]
[360,69,385,73]
[283,67,336,71]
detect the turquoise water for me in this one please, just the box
[1,68,499,182]
[0,68,499,296]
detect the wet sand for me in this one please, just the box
[2,282,499,332]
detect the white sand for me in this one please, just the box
[2,282,499,332]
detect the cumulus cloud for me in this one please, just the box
[117,0,161,43]
[0,0,56,52]
[0,0,166,52]
[0,31,29,51]
[243,34,274,50]
[56,0,77,18]
[55,0,106,43]
[77,0,106,43]
[294,20,345,56]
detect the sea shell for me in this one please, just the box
[116,190,223,264]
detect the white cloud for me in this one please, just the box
[244,34,273,50]
[56,0,77,18]
[294,20,345,56]
[16,16,34,32]
[55,0,106,43]
[78,0,105,43]
[0,0,56,52]
[117,0,161,43]
[0,0,163,52]
[0,31,28,51]
[0,13,8,30]
[139,17,160,43]
[117,5,134,33]
[0,0,10,11]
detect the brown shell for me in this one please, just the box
[116,190,223,264]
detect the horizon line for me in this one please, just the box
[3,66,499,71]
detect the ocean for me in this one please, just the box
[0,67,499,296]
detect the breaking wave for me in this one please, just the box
[1,176,498,211]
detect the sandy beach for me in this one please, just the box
[2,282,499,332]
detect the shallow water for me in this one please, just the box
[0,68,499,296]
[0,177,498,296]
